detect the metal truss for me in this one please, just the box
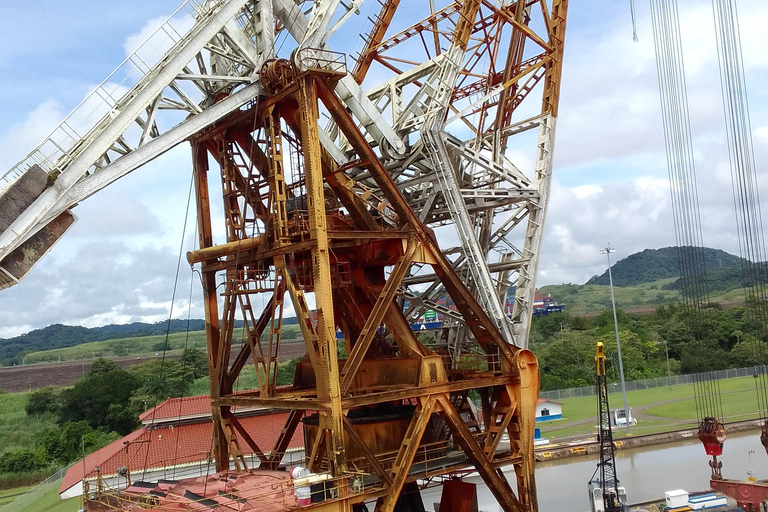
[0,0,567,352]
[0,2,567,509]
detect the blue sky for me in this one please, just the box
[1,0,768,336]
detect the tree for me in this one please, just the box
[25,386,61,416]
[179,348,208,379]
[536,330,595,390]
[152,340,169,352]
[0,450,46,473]
[88,358,119,376]
[58,363,139,434]
[679,339,730,373]
[598,329,659,381]
[730,336,767,367]
[37,421,120,464]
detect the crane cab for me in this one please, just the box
[589,480,628,512]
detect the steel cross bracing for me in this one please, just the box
[0,3,566,510]
[0,0,566,354]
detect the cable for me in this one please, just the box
[141,173,196,480]
[171,221,199,480]
[712,0,768,423]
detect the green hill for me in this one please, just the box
[586,246,744,287]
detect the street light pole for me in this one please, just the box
[602,243,631,435]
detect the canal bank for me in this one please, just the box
[535,418,764,461]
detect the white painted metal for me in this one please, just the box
[0,0,562,352]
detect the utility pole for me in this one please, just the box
[601,244,631,435]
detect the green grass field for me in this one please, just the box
[0,486,31,506]
[0,392,57,456]
[539,278,748,314]
[23,325,305,364]
[0,483,79,512]
[536,375,763,440]
[23,331,209,364]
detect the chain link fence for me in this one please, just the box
[0,465,72,512]
[539,366,758,401]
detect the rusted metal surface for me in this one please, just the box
[710,478,768,511]
[699,417,727,456]
[91,56,545,512]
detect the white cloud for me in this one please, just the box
[570,185,603,199]
[0,99,63,171]
[2,0,768,338]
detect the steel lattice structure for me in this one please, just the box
[0,1,567,511]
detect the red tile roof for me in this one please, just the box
[60,410,305,496]
[139,391,293,423]
[139,395,213,422]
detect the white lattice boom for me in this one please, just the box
[0,0,567,351]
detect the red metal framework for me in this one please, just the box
[179,61,541,512]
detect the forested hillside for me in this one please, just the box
[531,303,767,390]
[0,320,208,366]
[586,247,744,286]
[3,246,758,367]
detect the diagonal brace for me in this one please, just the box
[340,236,418,393]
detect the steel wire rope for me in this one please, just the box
[650,0,711,335]
[651,0,726,425]
[712,0,768,421]
[171,220,199,480]
[141,172,196,481]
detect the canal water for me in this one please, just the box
[420,430,768,511]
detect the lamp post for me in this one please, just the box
[602,244,631,435]
[663,338,671,388]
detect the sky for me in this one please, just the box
[1,0,768,338]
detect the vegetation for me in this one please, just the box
[0,348,211,489]
[531,300,768,390]
[0,483,79,512]
[20,325,304,364]
[586,246,744,287]
[537,374,764,440]
[0,320,209,366]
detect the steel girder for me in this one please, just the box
[0,0,568,353]
[181,64,542,511]
[1,3,568,507]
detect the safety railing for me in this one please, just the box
[295,48,347,75]
[0,0,205,192]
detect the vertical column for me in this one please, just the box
[192,141,229,471]
[296,75,347,477]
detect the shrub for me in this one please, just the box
[25,387,60,416]
[0,450,46,473]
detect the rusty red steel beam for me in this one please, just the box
[342,414,394,487]
[227,294,275,383]
[352,0,402,83]
[438,394,526,512]
[314,76,517,368]
[263,409,304,470]
[340,237,418,394]
[376,396,437,512]
[192,140,230,472]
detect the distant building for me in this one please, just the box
[535,399,562,422]
[610,407,636,427]
[59,394,305,499]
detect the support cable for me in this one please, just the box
[140,173,195,480]
[712,0,768,428]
